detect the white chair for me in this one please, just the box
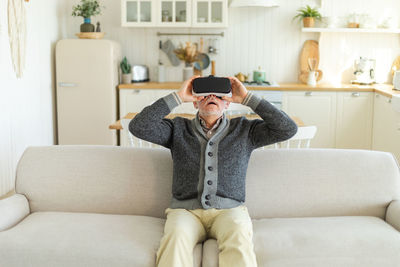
[120,119,166,149]
[261,125,317,149]
[226,111,317,149]
[121,116,316,150]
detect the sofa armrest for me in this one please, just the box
[0,193,30,231]
[386,200,400,232]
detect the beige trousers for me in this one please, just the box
[156,205,258,267]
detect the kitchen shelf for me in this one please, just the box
[302,27,400,33]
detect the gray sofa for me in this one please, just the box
[0,146,400,267]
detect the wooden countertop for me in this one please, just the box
[118,82,400,98]
[109,112,304,130]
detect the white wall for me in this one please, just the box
[0,0,68,196]
[64,0,400,83]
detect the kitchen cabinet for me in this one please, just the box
[119,88,281,119]
[282,91,337,148]
[157,0,192,27]
[336,92,373,149]
[372,93,400,161]
[119,89,197,117]
[121,0,228,27]
[121,0,156,27]
[192,0,228,28]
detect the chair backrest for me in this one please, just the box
[121,119,165,149]
[122,111,315,149]
[259,125,317,149]
[276,125,317,148]
[226,111,317,149]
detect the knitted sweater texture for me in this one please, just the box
[129,92,298,209]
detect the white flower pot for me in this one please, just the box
[122,73,132,84]
[183,67,193,81]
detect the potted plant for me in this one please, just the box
[72,0,103,32]
[120,57,132,84]
[293,5,322,28]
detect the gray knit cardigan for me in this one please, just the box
[129,92,298,210]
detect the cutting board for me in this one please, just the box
[300,40,319,71]
[299,40,323,83]
[391,55,400,76]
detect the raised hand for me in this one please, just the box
[222,76,249,104]
[177,75,205,103]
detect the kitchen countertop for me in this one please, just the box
[118,82,400,98]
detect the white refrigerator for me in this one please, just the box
[56,39,121,145]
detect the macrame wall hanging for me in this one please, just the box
[8,0,28,78]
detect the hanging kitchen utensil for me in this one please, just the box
[161,39,180,66]
[194,38,210,75]
[211,60,216,76]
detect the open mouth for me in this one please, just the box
[207,101,218,106]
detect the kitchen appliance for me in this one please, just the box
[393,70,400,91]
[132,65,149,82]
[56,39,121,145]
[253,66,266,84]
[351,57,376,85]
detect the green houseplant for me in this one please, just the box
[293,5,322,28]
[72,0,103,32]
[120,57,132,84]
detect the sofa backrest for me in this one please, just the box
[246,148,400,219]
[16,146,400,219]
[16,146,173,218]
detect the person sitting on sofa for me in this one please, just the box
[129,76,298,267]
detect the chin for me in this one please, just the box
[199,110,223,117]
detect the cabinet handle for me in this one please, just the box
[305,92,313,96]
[352,92,360,97]
[387,99,392,103]
[375,94,379,98]
[58,82,77,87]
[131,89,141,94]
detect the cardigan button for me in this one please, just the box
[205,201,211,206]
[207,180,213,185]
[208,166,213,171]
[208,152,213,157]
[205,194,211,200]
[209,141,214,145]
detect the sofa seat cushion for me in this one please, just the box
[202,216,400,267]
[0,211,202,267]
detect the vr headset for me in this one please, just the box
[192,75,232,97]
